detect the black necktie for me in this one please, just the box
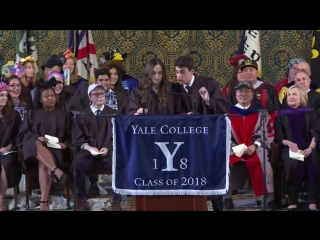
[185,86,191,93]
[95,110,101,126]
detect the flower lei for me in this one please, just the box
[20,56,36,65]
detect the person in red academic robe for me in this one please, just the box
[226,81,275,210]
[274,58,304,95]
[278,60,320,105]
[226,59,280,139]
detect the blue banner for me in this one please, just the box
[112,115,231,195]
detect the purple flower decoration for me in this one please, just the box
[0,82,9,91]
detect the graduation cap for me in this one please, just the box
[16,66,26,78]
[100,49,127,73]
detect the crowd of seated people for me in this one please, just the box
[1,47,320,212]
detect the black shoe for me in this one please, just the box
[223,199,234,210]
[87,183,100,198]
[211,196,223,211]
[256,199,262,206]
[298,193,308,202]
[267,200,276,211]
[232,190,238,195]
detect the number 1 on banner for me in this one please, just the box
[153,158,188,170]
[153,159,158,169]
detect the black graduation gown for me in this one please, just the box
[274,106,320,183]
[171,75,230,115]
[17,108,72,172]
[73,106,117,163]
[127,86,186,115]
[0,110,22,187]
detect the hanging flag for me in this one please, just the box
[69,30,98,81]
[87,30,98,84]
[310,30,320,84]
[76,30,89,79]
[237,30,262,78]
[16,30,38,73]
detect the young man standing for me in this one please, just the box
[172,55,230,211]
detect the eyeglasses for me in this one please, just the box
[56,81,63,85]
[9,84,21,88]
[90,92,105,97]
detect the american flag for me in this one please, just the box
[69,30,98,81]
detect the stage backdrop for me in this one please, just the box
[0,30,312,88]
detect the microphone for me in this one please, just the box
[66,84,89,115]
[141,98,147,115]
[140,92,157,115]
[170,91,197,114]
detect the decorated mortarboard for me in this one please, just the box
[47,71,64,81]
[0,81,9,91]
[16,66,26,78]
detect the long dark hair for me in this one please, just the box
[140,58,169,109]
[0,88,14,122]
[228,65,242,94]
[33,78,57,109]
[106,64,127,94]
[7,75,31,107]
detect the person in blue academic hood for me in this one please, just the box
[99,49,139,94]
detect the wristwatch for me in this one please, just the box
[254,143,259,149]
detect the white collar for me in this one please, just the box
[235,103,251,109]
[91,105,104,114]
[253,80,263,89]
[183,75,195,89]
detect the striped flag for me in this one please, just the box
[237,30,262,78]
[16,30,38,73]
[310,30,320,84]
[69,30,98,81]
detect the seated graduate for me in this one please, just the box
[94,67,127,114]
[281,70,320,115]
[17,77,71,211]
[226,81,275,210]
[128,58,186,115]
[275,85,320,211]
[7,75,33,120]
[0,82,22,211]
[17,56,38,100]
[86,68,128,198]
[99,49,139,92]
[72,84,118,211]
[46,71,75,112]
